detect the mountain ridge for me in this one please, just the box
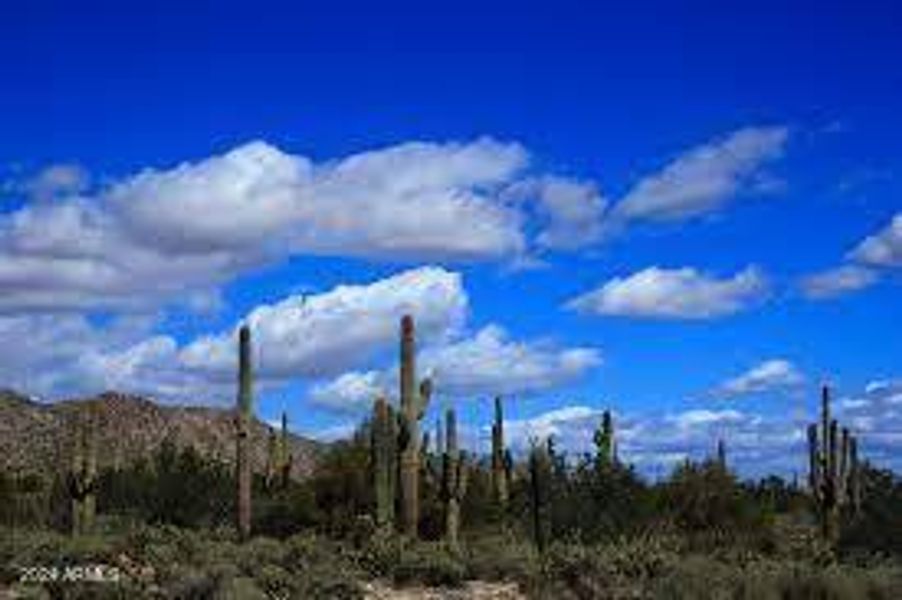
[0,389,322,479]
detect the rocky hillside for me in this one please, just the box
[0,389,321,479]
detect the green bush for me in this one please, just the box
[463,532,539,584]
[392,541,467,587]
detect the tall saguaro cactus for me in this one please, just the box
[371,396,397,530]
[68,408,98,536]
[491,396,509,506]
[265,412,292,490]
[593,409,615,468]
[277,411,292,488]
[716,438,727,471]
[398,315,432,537]
[808,385,861,545]
[528,440,550,552]
[235,324,253,541]
[441,407,468,548]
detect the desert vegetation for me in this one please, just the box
[1,315,901,599]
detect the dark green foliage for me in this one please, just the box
[97,439,233,528]
[312,427,372,538]
[841,464,902,557]
[660,461,763,533]
[391,541,467,587]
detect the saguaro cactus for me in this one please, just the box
[68,409,97,536]
[491,396,509,506]
[593,409,615,468]
[808,385,861,545]
[398,315,432,537]
[235,324,253,541]
[528,440,550,552]
[277,411,292,488]
[441,407,468,548]
[371,396,397,530]
[716,438,727,470]
[265,427,278,489]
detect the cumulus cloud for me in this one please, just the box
[613,126,788,224]
[503,405,603,450]
[308,325,601,412]
[0,139,529,314]
[112,139,528,261]
[0,128,797,315]
[509,176,608,250]
[849,213,902,268]
[421,325,601,396]
[799,265,879,299]
[180,266,468,379]
[710,359,805,399]
[835,379,902,472]
[494,402,810,478]
[307,371,386,413]
[0,267,467,404]
[566,266,768,319]
[797,212,900,302]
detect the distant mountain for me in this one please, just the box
[0,390,322,480]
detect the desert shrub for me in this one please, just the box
[311,431,372,538]
[463,532,539,584]
[841,465,902,558]
[538,532,681,598]
[235,536,286,574]
[355,528,403,577]
[214,575,268,599]
[392,541,467,587]
[653,557,902,600]
[253,482,319,539]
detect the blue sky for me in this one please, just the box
[1,1,900,478]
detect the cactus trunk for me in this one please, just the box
[398,315,431,538]
[808,385,860,546]
[68,408,97,536]
[594,410,615,468]
[235,325,253,541]
[279,411,292,489]
[491,396,508,506]
[372,396,397,530]
[529,442,550,552]
[442,407,467,548]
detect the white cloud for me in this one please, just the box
[112,139,529,261]
[180,266,468,379]
[0,267,467,404]
[0,139,528,314]
[849,213,902,268]
[613,126,788,223]
[834,380,902,471]
[308,370,387,413]
[512,176,608,250]
[669,409,745,428]
[503,405,603,449]
[566,266,768,319]
[800,265,879,299]
[421,325,601,397]
[711,359,805,399]
[306,325,601,412]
